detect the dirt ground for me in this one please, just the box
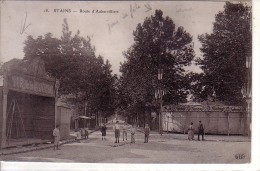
[0,130,251,164]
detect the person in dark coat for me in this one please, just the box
[144,124,150,143]
[101,124,107,141]
[114,121,120,143]
[198,121,205,141]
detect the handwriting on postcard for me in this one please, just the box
[20,12,31,35]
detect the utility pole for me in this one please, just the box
[158,69,163,136]
[158,20,164,136]
[241,11,252,138]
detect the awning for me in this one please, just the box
[75,116,91,120]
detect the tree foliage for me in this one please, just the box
[23,18,117,117]
[119,10,195,115]
[196,2,251,105]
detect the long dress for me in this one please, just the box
[188,125,194,140]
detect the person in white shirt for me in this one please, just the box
[130,125,136,143]
[76,129,82,143]
[122,125,128,141]
[53,125,61,150]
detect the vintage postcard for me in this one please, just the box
[0,0,259,170]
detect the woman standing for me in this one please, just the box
[101,124,107,141]
[188,122,194,140]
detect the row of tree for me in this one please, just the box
[118,2,251,125]
[18,2,251,124]
[23,19,117,118]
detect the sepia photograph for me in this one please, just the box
[0,0,259,170]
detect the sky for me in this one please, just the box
[0,1,226,74]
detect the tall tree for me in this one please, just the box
[119,10,195,121]
[23,18,116,118]
[196,2,251,105]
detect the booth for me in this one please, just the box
[75,116,91,129]
[0,58,57,149]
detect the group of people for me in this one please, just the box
[52,120,204,150]
[53,125,90,150]
[75,128,89,142]
[100,121,151,144]
[187,121,205,141]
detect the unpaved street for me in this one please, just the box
[0,130,250,164]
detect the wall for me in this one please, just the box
[57,106,71,140]
[162,105,245,135]
[6,90,55,140]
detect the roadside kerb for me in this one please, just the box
[0,129,98,156]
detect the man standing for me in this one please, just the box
[130,124,136,143]
[144,124,150,143]
[122,124,128,141]
[114,121,120,143]
[53,125,61,150]
[198,121,205,141]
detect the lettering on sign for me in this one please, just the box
[10,75,54,96]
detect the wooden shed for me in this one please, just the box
[0,58,57,149]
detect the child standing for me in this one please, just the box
[101,124,107,140]
[76,129,81,143]
[122,125,128,141]
[53,125,61,150]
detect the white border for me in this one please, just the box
[1,0,260,170]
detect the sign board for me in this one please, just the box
[7,72,55,97]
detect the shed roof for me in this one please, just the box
[75,116,91,120]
